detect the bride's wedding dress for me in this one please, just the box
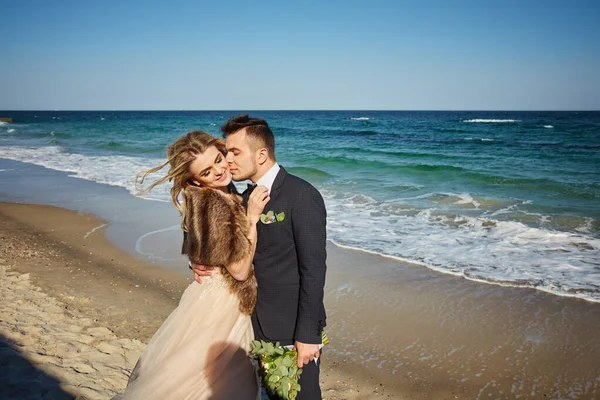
[115,268,259,400]
[114,187,261,399]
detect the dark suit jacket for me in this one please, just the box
[244,167,327,345]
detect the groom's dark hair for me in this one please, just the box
[221,114,276,161]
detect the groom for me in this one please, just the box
[192,114,327,399]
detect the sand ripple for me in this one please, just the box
[0,265,145,399]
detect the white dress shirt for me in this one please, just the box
[255,163,280,194]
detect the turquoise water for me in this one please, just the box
[1,111,599,301]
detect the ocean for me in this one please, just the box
[1,110,599,302]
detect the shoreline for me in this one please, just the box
[329,240,600,305]
[2,202,600,399]
[1,158,598,304]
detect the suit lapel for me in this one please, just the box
[257,168,287,249]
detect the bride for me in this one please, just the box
[114,131,269,399]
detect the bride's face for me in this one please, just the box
[188,146,232,189]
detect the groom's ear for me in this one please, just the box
[256,147,269,165]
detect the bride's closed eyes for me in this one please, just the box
[201,155,223,177]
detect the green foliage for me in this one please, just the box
[250,333,329,399]
[250,340,304,400]
[321,331,330,346]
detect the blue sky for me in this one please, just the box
[1,0,599,110]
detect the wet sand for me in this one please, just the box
[324,248,600,399]
[1,202,600,399]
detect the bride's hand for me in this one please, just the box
[248,185,269,224]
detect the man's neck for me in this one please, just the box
[251,160,277,183]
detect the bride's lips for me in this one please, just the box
[216,169,229,182]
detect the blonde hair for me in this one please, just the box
[136,130,227,229]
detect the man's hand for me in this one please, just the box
[294,341,321,368]
[190,262,214,284]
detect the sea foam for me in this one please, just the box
[464,137,495,142]
[324,189,600,302]
[0,145,169,202]
[462,119,519,123]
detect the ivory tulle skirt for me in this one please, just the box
[115,268,259,400]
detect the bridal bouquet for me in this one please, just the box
[251,332,329,400]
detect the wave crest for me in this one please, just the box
[462,119,519,123]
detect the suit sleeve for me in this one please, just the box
[292,184,327,344]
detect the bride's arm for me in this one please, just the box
[225,185,269,281]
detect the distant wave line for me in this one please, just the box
[462,119,519,123]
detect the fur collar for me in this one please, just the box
[182,186,257,315]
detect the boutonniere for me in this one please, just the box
[260,210,285,224]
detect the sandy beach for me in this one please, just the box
[2,201,600,399]
[0,202,393,399]
[0,195,600,399]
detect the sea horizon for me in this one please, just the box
[2,109,600,112]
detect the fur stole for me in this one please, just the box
[181,186,257,315]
